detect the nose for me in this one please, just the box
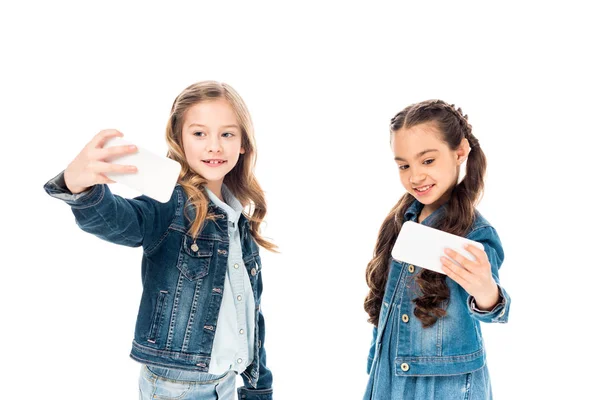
[409,168,426,185]
[207,134,222,153]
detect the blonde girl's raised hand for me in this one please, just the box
[440,244,500,311]
[64,129,138,194]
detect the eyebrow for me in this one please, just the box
[394,149,439,162]
[188,123,240,130]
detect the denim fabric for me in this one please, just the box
[364,200,510,399]
[139,365,236,400]
[44,172,273,400]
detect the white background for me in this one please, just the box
[1,1,598,399]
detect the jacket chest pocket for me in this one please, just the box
[176,235,214,280]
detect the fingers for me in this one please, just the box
[89,129,124,149]
[98,173,117,184]
[99,143,138,161]
[443,248,475,272]
[440,256,469,287]
[89,160,137,175]
[463,244,488,264]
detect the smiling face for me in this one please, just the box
[392,121,469,218]
[181,98,245,197]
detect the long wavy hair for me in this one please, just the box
[165,81,276,252]
[365,100,486,327]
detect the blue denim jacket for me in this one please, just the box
[366,200,510,382]
[44,173,273,400]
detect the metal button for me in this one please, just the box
[251,268,257,276]
[218,249,227,255]
[402,314,409,323]
[239,329,244,334]
[499,309,505,317]
[191,243,199,252]
[408,265,415,273]
[237,295,242,301]
[237,358,243,364]
[234,264,239,269]
[401,363,409,372]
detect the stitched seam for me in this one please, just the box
[182,279,202,352]
[166,273,185,350]
[93,189,139,245]
[131,344,210,363]
[395,348,484,363]
[145,188,182,255]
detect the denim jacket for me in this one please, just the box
[366,200,510,381]
[44,172,273,400]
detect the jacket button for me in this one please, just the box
[251,268,257,276]
[234,264,239,269]
[237,295,243,301]
[499,309,505,317]
[191,243,199,252]
[408,265,415,273]
[402,314,409,323]
[237,358,243,364]
[401,363,410,372]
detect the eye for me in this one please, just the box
[222,132,234,138]
[193,131,206,137]
[423,159,434,165]
[398,165,409,170]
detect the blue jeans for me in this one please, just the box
[139,365,236,400]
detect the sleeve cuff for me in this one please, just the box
[43,171,105,208]
[467,285,509,323]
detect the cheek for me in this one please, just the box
[399,172,411,188]
[182,140,201,163]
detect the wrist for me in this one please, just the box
[473,285,500,311]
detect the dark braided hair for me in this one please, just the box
[365,100,487,327]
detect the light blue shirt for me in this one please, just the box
[205,185,256,375]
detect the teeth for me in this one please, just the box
[415,185,431,192]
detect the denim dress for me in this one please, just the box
[364,201,510,400]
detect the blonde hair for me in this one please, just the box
[166,81,276,252]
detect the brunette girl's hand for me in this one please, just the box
[440,244,500,311]
[64,129,138,194]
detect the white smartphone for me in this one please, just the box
[103,136,181,203]
[391,221,485,274]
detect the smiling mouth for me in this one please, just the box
[202,159,226,165]
[414,184,434,192]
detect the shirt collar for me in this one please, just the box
[204,184,243,225]
[403,199,446,226]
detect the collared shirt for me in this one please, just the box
[205,185,256,375]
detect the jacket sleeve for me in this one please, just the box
[367,325,378,374]
[238,265,273,400]
[465,225,511,323]
[43,171,177,250]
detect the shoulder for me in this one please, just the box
[466,210,504,262]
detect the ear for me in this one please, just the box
[240,147,246,155]
[456,138,471,165]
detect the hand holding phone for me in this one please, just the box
[391,221,484,275]
[64,129,139,195]
[102,136,181,203]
